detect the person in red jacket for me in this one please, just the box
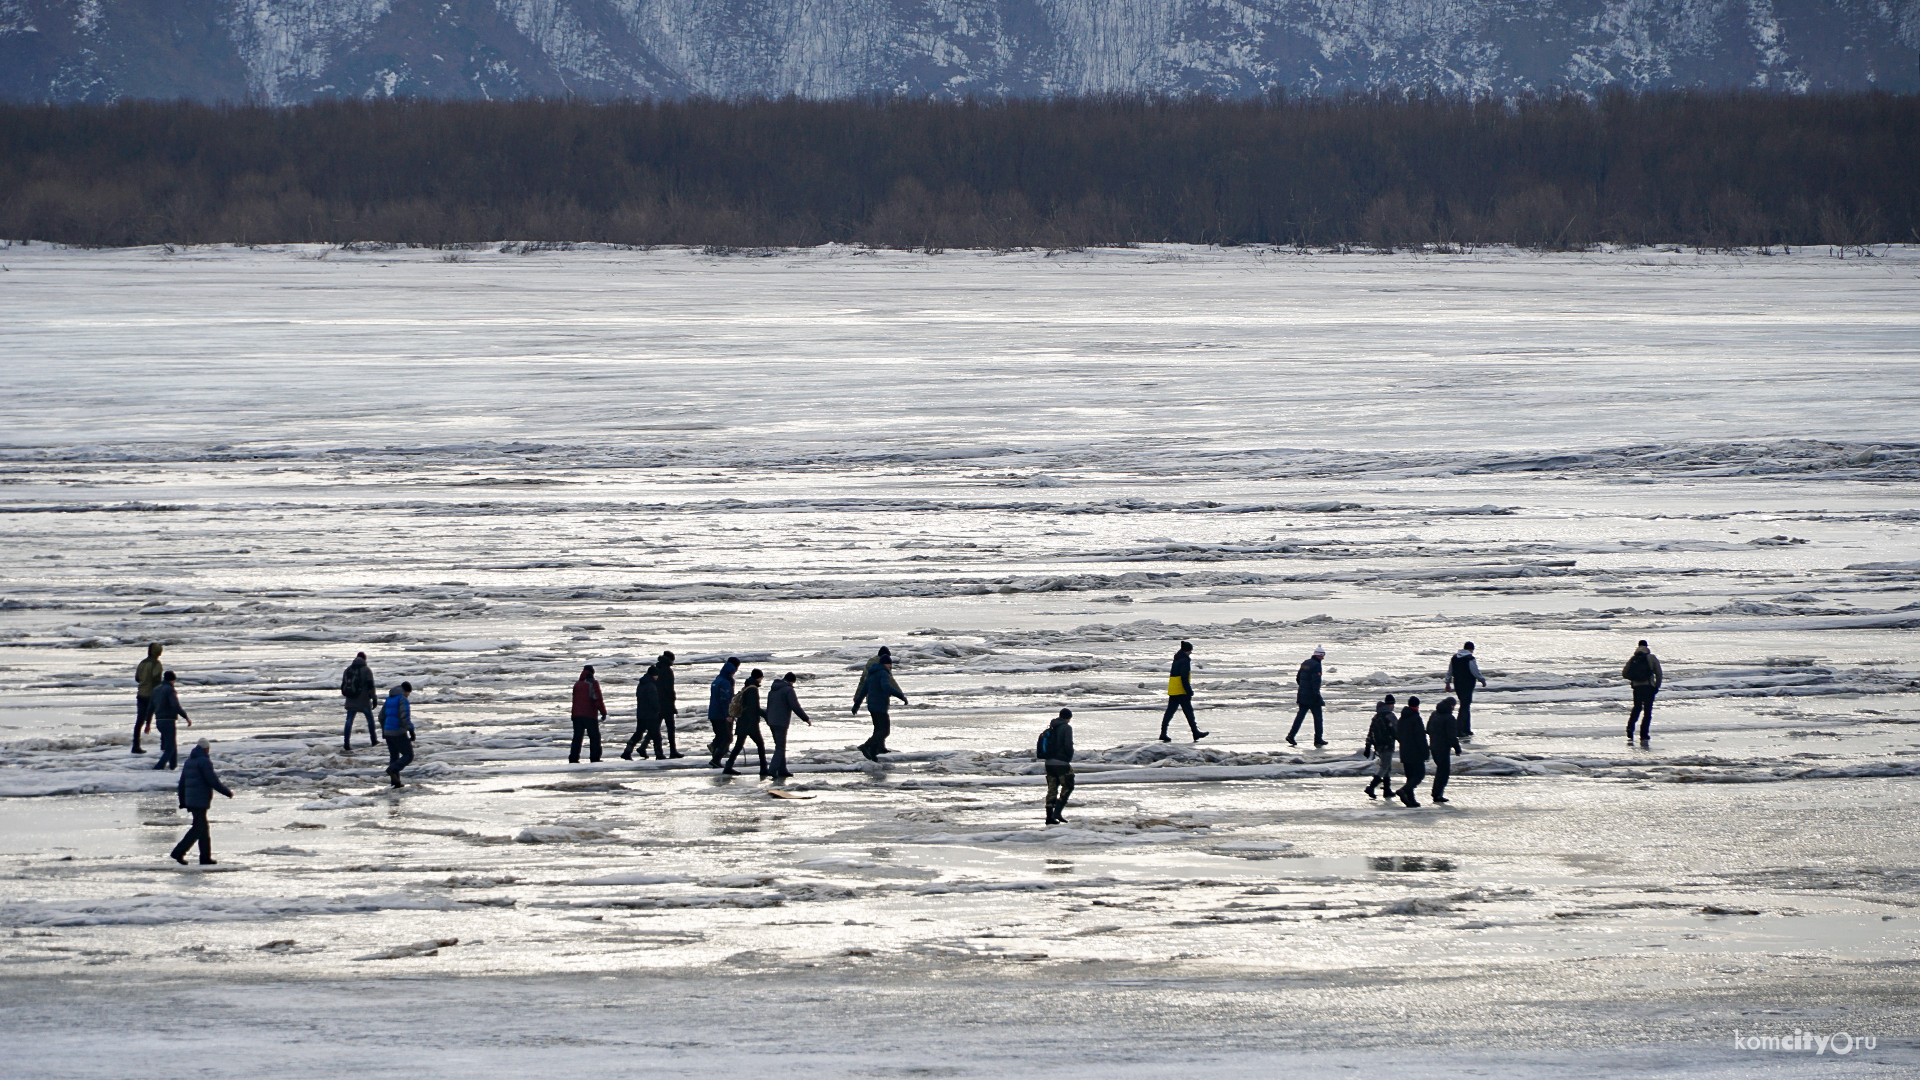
[570,665,607,763]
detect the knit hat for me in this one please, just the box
[1312,646,1326,657]
[195,737,210,750]
[1057,708,1072,720]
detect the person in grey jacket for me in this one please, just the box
[1362,695,1396,800]
[1041,708,1076,825]
[764,672,812,781]
[1623,640,1665,742]
[170,739,233,865]
[151,670,191,770]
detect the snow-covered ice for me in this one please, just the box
[1,242,1917,1076]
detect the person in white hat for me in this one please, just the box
[1287,646,1328,747]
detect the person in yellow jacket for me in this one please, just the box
[1158,640,1208,742]
[133,643,165,755]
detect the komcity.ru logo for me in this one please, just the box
[1733,1030,1876,1055]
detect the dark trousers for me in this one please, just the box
[768,720,792,778]
[708,717,733,765]
[664,714,680,755]
[626,718,663,759]
[570,717,602,762]
[170,807,213,863]
[134,695,153,751]
[1397,757,1427,803]
[1628,687,1657,739]
[386,731,413,775]
[1288,701,1325,743]
[1430,753,1451,799]
[860,710,891,758]
[344,703,379,747]
[153,720,178,770]
[1160,695,1198,737]
[726,719,767,773]
[1456,684,1475,735]
[1045,762,1075,819]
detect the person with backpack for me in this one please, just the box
[722,669,769,776]
[340,651,379,752]
[622,664,666,761]
[150,670,191,770]
[1038,708,1076,825]
[1159,641,1207,743]
[570,664,607,763]
[656,649,684,758]
[383,681,415,787]
[1444,642,1487,739]
[1362,694,1397,800]
[764,672,811,781]
[1393,695,1429,808]
[1426,697,1463,804]
[1622,640,1664,742]
[851,647,907,761]
[706,657,741,768]
[1287,646,1327,747]
[133,643,165,755]
[169,738,232,865]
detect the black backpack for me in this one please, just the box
[1625,652,1651,681]
[1034,728,1051,760]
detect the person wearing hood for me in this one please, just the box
[656,650,684,758]
[706,657,741,768]
[1288,646,1328,747]
[570,665,606,764]
[1040,708,1076,825]
[1622,639,1664,742]
[133,643,165,754]
[1393,696,1429,808]
[1444,642,1487,739]
[1426,696,1463,804]
[723,669,769,777]
[150,670,192,770]
[1159,641,1207,743]
[851,647,908,762]
[1362,694,1397,800]
[764,672,811,781]
[623,664,666,761]
[170,738,232,865]
[383,681,415,787]
[340,651,380,752]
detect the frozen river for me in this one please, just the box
[2,242,1918,1076]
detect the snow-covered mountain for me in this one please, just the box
[4,0,1917,103]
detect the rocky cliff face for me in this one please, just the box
[4,0,1917,102]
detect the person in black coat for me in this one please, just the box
[723,669,769,777]
[655,650,684,758]
[340,651,379,751]
[170,739,233,865]
[1426,697,1463,804]
[1159,641,1206,742]
[1041,708,1076,824]
[764,672,811,781]
[623,664,666,760]
[150,670,191,770]
[1393,696,1429,808]
[1287,646,1327,747]
[1362,694,1397,799]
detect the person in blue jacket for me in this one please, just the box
[851,647,908,761]
[382,681,415,787]
[170,738,233,865]
[706,657,741,768]
[150,670,192,770]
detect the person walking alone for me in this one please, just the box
[1040,708,1076,824]
[706,657,741,768]
[169,738,232,865]
[340,651,379,752]
[150,670,192,770]
[383,681,415,787]
[1426,697,1462,804]
[623,664,666,761]
[133,643,165,755]
[1622,640,1664,743]
[1444,642,1487,739]
[1362,694,1397,800]
[656,650,684,758]
[1159,641,1207,743]
[1288,646,1328,747]
[1393,695,1429,808]
[723,669,769,777]
[570,665,606,763]
[851,647,907,761]
[764,672,811,781]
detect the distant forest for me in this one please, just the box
[2,93,1915,250]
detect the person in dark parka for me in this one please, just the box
[764,672,811,781]
[170,738,232,865]
[1041,708,1076,824]
[723,669,769,776]
[1426,696,1463,804]
[1393,696,1429,808]
[1159,641,1207,742]
[707,657,741,768]
[656,650,683,758]
[1623,640,1664,742]
[1287,646,1328,747]
[341,651,379,751]
[1444,642,1486,739]
[623,664,666,761]
[1362,694,1397,800]
[150,670,192,771]
[570,664,606,763]
[851,648,907,761]
[134,643,164,754]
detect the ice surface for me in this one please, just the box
[1,243,1917,1076]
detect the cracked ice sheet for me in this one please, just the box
[1,243,1918,1075]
